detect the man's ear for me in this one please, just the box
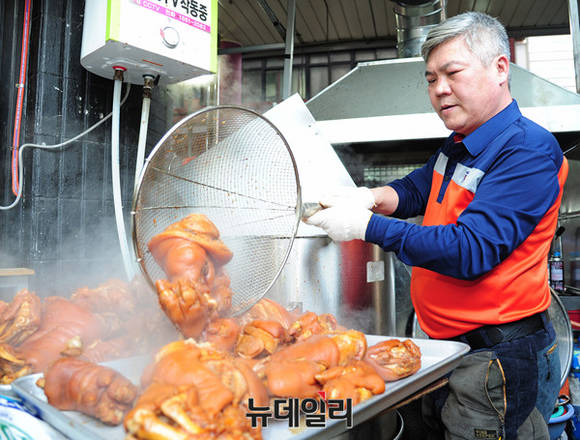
[496,54,510,86]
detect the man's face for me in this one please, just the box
[425,37,509,135]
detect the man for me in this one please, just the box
[306,12,568,440]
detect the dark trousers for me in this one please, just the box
[403,319,560,440]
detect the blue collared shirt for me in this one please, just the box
[365,100,564,280]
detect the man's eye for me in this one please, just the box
[426,78,436,84]
[448,70,460,76]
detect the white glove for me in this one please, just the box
[305,205,373,242]
[320,187,376,210]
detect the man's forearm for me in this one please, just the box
[371,185,399,216]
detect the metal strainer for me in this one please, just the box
[132,105,301,315]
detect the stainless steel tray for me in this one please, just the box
[11,356,152,440]
[0,383,16,398]
[11,337,469,440]
[265,336,469,439]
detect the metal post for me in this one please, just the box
[282,0,296,99]
[384,252,397,335]
[371,246,397,335]
[371,245,386,335]
[570,0,580,93]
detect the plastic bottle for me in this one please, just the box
[550,250,565,292]
[549,226,566,293]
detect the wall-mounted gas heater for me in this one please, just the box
[81,0,218,85]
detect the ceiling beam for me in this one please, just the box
[255,0,287,40]
[506,24,571,38]
[219,37,398,56]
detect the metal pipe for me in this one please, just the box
[282,0,296,99]
[371,246,397,335]
[134,75,154,193]
[384,252,397,335]
[560,211,580,220]
[371,245,386,335]
[569,0,580,93]
[218,38,397,56]
[392,0,445,58]
[219,43,285,55]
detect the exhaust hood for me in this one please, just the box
[306,57,580,144]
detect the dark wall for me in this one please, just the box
[0,0,171,296]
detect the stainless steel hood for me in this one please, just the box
[306,57,580,144]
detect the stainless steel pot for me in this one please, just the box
[264,237,417,337]
[266,237,378,334]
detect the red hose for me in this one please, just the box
[11,0,32,196]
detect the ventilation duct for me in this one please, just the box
[393,0,446,58]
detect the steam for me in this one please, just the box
[218,52,242,106]
[30,214,129,297]
[0,250,22,271]
[218,53,277,112]
[337,306,377,335]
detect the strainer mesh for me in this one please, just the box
[132,106,300,315]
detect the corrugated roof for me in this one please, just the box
[217,0,571,51]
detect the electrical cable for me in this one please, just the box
[563,141,580,156]
[0,84,131,211]
[11,0,32,195]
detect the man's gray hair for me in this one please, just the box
[421,12,510,66]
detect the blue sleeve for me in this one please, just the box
[365,145,561,280]
[388,151,440,219]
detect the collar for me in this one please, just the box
[456,99,521,157]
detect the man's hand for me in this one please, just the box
[320,187,376,209]
[304,205,373,242]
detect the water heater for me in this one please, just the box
[81,0,218,84]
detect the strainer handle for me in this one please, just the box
[301,202,323,220]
